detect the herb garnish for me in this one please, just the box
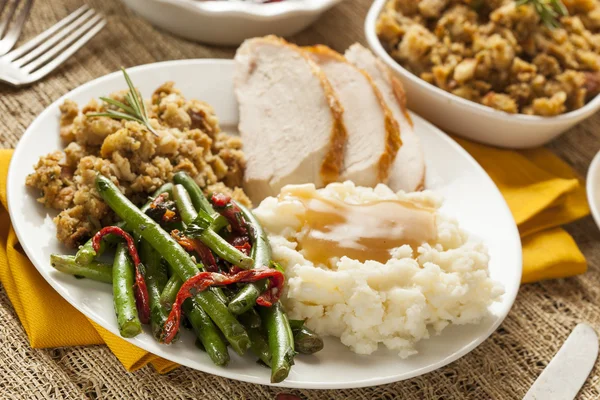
[87,67,158,136]
[516,0,569,29]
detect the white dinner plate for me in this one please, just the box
[586,151,600,231]
[7,60,522,389]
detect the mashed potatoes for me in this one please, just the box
[253,181,504,357]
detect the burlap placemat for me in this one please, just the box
[1,0,599,398]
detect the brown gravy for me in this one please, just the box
[281,187,437,266]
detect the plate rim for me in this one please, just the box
[7,58,522,389]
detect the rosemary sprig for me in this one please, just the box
[516,0,568,29]
[87,67,159,136]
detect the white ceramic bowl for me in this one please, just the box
[586,150,600,231]
[120,0,344,46]
[365,0,600,149]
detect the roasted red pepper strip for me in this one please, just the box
[191,241,219,272]
[92,226,151,324]
[230,235,251,256]
[256,269,285,307]
[234,241,251,256]
[161,267,285,344]
[210,192,230,208]
[171,230,219,272]
[211,193,247,234]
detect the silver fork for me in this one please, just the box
[0,5,105,86]
[0,0,34,56]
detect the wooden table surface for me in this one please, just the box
[1,0,600,399]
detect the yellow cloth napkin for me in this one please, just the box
[456,138,589,283]
[0,138,590,371]
[0,149,178,373]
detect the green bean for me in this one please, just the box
[210,284,229,305]
[195,338,206,351]
[171,184,246,283]
[74,221,124,265]
[247,326,271,367]
[160,274,181,310]
[95,174,250,355]
[288,319,305,331]
[228,278,267,316]
[166,261,176,277]
[139,240,169,340]
[221,287,237,301]
[172,184,197,225]
[75,183,173,265]
[197,226,253,269]
[139,242,168,291]
[288,318,324,354]
[50,254,112,283]
[238,307,262,329]
[74,239,106,266]
[172,171,228,231]
[183,299,230,366]
[173,185,229,286]
[238,309,271,366]
[293,326,324,355]
[113,243,142,338]
[172,185,252,269]
[228,202,271,315]
[259,303,295,383]
[97,174,203,281]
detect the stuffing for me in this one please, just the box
[26,82,250,248]
[377,0,600,115]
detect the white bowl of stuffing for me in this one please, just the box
[365,0,600,149]
[120,0,344,46]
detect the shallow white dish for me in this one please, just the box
[120,0,343,46]
[364,0,600,149]
[586,151,600,231]
[7,59,521,389]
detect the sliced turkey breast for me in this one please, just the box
[305,45,401,187]
[345,43,426,192]
[234,36,346,202]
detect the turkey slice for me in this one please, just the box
[345,43,426,192]
[234,36,347,202]
[306,45,402,187]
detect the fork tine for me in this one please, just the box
[0,1,9,18]
[12,8,96,67]
[4,5,89,62]
[27,17,105,80]
[22,13,103,73]
[0,0,20,38]
[0,0,33,56]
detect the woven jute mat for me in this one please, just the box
[1,0,600,398]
